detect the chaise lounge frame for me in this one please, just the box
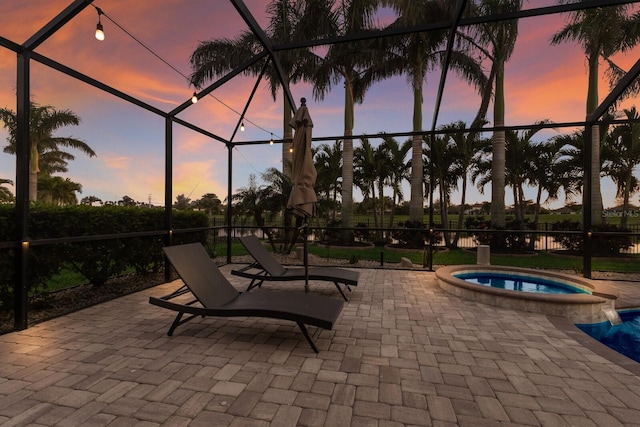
[231,235,360,301]
[149,243,344,353]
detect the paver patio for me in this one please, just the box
[1,266,640,426]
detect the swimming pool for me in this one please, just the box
[577,310,640,363]
[454,272,590,295]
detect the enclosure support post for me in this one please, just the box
[226,142,233,264]
[582,123,592,278]
[14,50,31,330]
[164,117,173,282]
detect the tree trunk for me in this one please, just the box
[341,84,354,230]
[439,178,451,247]
[586,55,604,225]
[409,87,424,222]
[453,172,468,247]
[622,176,631,228]
[490,65,506,228]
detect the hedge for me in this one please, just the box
[0,205,209,309]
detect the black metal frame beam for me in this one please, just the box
[581,56,640,277]
[229,0,297,113]
[272,0,639,51]
[428,0,468,271]
[23,0,93,50]
[5,0,640,329]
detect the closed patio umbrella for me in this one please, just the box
[287,98,317,292]
[287,97,317,218]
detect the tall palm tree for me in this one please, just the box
[603,107,640,228]
[0,101,95,202]
[380,0,486,222]
[465,0,522,229]
[312,0,380,230]
[190,0,334,178]
[551,2,640,225]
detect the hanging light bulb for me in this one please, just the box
[240,122,245,132]
[95,8,105,41]
[289,146,293,153]
[270,133,274,145]
[191,92,198,104]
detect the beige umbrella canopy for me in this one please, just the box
[287,98,317,218]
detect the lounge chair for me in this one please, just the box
[231,235,359,301]
[149,243,344,353]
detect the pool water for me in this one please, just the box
[454,272,588,294]
[577,311,640,363]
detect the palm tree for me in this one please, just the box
[354,137,379,230]
[314,140,343,221]
[443,121,486,247]
[232,169,294,251]
[474,121,549,219]
[0,101,95,202]
[37,175,82,205]
[465,0,522,229]
[380,0,486,222]
[424,131,458,247]
[311,0,380,230]
[554,130,587,204]
[379,134,411,228]
[555,123,613,209]
[504,128,537,222]
[0,178,14,203]
[603,107,640,228]
[529,139,564,228]
[551,2,640,225]
[190,0,334,178]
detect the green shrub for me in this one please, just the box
[392,221,443,248]
[464,217,535,252]
[552,220,633,256]
[0,205,209,307]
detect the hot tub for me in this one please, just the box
[435,265,618,324]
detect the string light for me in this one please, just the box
[270,133,274,145]
[95,7,105,41]
[90,5,281,140]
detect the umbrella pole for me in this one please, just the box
[298,215,310,293]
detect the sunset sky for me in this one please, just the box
[1,1,639,210]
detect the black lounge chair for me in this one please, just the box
[149,243,344,353]
[231,235,359,301]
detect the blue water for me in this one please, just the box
[454,272,588,294]
[577,311,640,363]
